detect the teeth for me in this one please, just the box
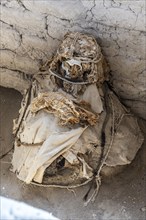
[66,59,82,67]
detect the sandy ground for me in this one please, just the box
[0,86,146,220]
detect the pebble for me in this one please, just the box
[92,213,97,218]
[141,207,146,212]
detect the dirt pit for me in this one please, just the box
[0,86,146,220]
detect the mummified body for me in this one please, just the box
[12,32,144,204]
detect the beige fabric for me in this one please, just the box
[12,121,86,183]
[81,84,103,114]
[105,114,143,166]
[25,127,86,183]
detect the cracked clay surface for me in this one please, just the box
[0,0,146,119]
